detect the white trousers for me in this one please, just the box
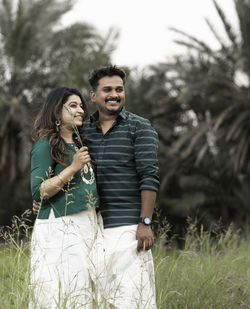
[29,208,101,309]
[97,223,157,309]
[29,210,157,309]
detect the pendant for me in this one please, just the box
[83,164,88,174]
[74,145,95,185]
[80,163,95,185]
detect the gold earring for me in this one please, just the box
[55,120,61,126]
[55,120,61,131]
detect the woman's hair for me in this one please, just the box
[33,86,88,165]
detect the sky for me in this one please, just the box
[62,0,238,68]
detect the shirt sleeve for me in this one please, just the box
[134,119,160,192]
[30,139,55,202]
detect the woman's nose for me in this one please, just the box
[78,105,84,113]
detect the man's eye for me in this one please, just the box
[117,88,123,92]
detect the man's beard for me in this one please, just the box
[99,104,123,116]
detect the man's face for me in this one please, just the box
[90,75,125,116]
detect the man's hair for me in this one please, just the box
[88,65,126,91]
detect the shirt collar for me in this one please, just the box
[90,107,127,122]
[119,107,127,119]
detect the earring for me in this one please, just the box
[55,120,61,131]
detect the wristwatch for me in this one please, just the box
[139,217,152,226]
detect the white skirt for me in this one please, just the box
[29,208,103,309]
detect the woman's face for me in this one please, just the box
[60,94,85,129]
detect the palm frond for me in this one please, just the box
[173,39,213,55]
[195,143,209,166]
[213,0,238,47]
[170,122,210,156]
[225,110,250,140]
[205,17,235,64]
[0,0,13,37]
[237,132,250,170]
[235,0,250,75]
[213,104,237,132]
[169,27,213,54]
[181,123,211,159]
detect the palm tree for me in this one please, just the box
[0,0,116,225]
[145,0,250,231]
[166,0,250,173]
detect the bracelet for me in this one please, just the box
[57,174,67,185]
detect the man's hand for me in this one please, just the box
[136,223,154,251]
[33,200,41,215]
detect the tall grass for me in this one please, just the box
[1,214,250,308]
[154,219,250,309]
[0,210,31,309]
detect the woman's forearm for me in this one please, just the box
[40,165,77,200]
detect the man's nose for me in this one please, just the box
[110,89,118,97]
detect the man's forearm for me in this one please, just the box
[136,190,156,251]
[140,190,156,218]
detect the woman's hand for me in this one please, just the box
[70,146,91,173]
[40,147,91,200]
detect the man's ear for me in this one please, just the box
[90,91,96,102]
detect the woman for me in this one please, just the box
[29,87,101,308]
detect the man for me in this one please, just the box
[86,66,159,308]
[33,65,159,308]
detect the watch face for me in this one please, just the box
[144,217,151,225]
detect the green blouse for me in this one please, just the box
[30,138,99,219]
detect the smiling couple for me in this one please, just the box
[30,65,159,308]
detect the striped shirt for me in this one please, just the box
[85,107,159,228]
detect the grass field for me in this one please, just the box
[1,218,250,308]
[154,225,250,309]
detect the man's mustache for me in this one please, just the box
[105,97,121,103]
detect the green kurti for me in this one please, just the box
[30,138,98,219]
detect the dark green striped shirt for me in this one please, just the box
[85,107,159,228]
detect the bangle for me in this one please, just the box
[57,174,67,185]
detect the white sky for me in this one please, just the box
[62,0,238,68]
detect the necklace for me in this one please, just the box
[73,145,95,185]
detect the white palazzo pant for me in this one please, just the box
[29,208,102,309]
